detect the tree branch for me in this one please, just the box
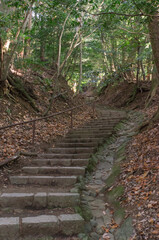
[86,11,158,18]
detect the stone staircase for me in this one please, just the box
[0,109,126,239]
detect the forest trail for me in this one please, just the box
[0,107,126,240]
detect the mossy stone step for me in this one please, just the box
[10,176,77,186]
[47,147,95,154]
[31,158,89,167]
[55,142,98,148]
[0,214,84,239]
[22,166,85,176]
[0,192,79,209]
[38,153,91,159]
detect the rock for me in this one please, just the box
[84,222,92,233]
[114,217,134,240]
[106,156,114,164]
[90,232,100,240]
[91,199,105,208]
[114,206,125,225]
[90,219,97,227]
[102,209,112,226]
[70,187,79,193]
[78,233,89,240]
[92,209,103,218]
[107,185,124,202]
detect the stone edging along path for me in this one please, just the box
[0,108,133,240]
[78,110,145,240]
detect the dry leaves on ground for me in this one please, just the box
[118,120,159,239]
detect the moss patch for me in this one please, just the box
[105,164,121,188]
[107,185,124,202]
[115,142,127,158]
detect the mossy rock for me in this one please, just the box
[116,142,127,158]
[107,185,124,202]
[75,205,93,221]
[116,155,126,163]
[114,217,134,240]
[114,207,125,225]
[86,155,98,173]
[105,164,121,188]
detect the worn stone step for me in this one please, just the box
[79,124,116,128]
[55,142,98,148]
[68,130,113,134]
[86,121,120,126]
[10,176,77,186]
[63,137,103,143]
[80,124,117,128]
[73,127,114,131]
[66,133,111,138]
[38,153,91,159]
[31,158,89,167]
[47,147,95,154]
[0,192,79,209]
[22,166,85,176]
[0,214,84,239]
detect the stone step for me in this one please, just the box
[0,214,84,239]
[10,176,77,186]
[86,121,120,126]
[80,124,117,128]
[66,133,111,138]
[89,117,123,121]
[31,158,89,167]
[68,130,113,134]
[38,153,91,159]
[55,142,98,148]
[22,166,85,176]
[47,147,95,154]
[63,137,103,143]
[0,192,80,209]
[79,124,116,128]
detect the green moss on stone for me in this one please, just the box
[105,164,121,188]
[107,185,124,202]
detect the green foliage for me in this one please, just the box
[0,0,157,91]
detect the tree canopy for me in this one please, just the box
[0,0,159,93]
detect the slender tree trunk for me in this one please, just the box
[0,37,4,88]
[136,42,140,85]
[148,11,159,82]
[0,3,34,88]
[122,46,126,66]
[140,60,146,81]
[25,9,32,58]
[101,31,109,76]
[77,22,82,93]
[111,36,117,71]
[40,42,45,62]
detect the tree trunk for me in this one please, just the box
[148,11,159,82]
[40,42,45,62]
[25,9,32,58]
[136,42,140,86]
[101,31,109,76]
[0,37,3,84]
[77,23,82,93]
[140,60,146,81]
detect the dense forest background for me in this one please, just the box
[0,0,159,99]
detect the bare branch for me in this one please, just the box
[85,11,158,18]
[118,27,149,36]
